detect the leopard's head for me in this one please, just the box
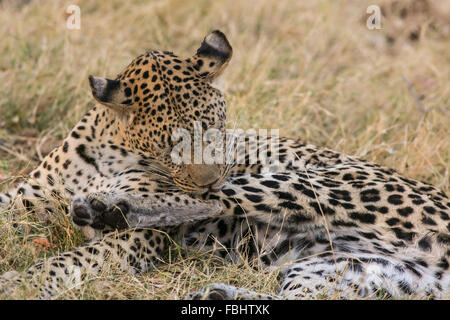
[88,30,233,194]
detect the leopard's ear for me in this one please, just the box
[192,30,232,80]
[88,75,133,111]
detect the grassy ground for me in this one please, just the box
[0,0,449,299]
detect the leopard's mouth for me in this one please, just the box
[207,178,225,193]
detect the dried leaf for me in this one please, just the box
[33,237,56,249]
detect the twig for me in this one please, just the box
[0,144,30,162]
[402,75,428,114]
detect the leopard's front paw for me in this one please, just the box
[71,193,129,231]
[185,283,276,300]
[186,283,233,300]
[72,192,224,234]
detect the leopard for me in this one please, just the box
[0,30,234,295]
[1,31,449,300]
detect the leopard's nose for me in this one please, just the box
[187,164,223,187]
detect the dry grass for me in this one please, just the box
[0,0,449,299]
